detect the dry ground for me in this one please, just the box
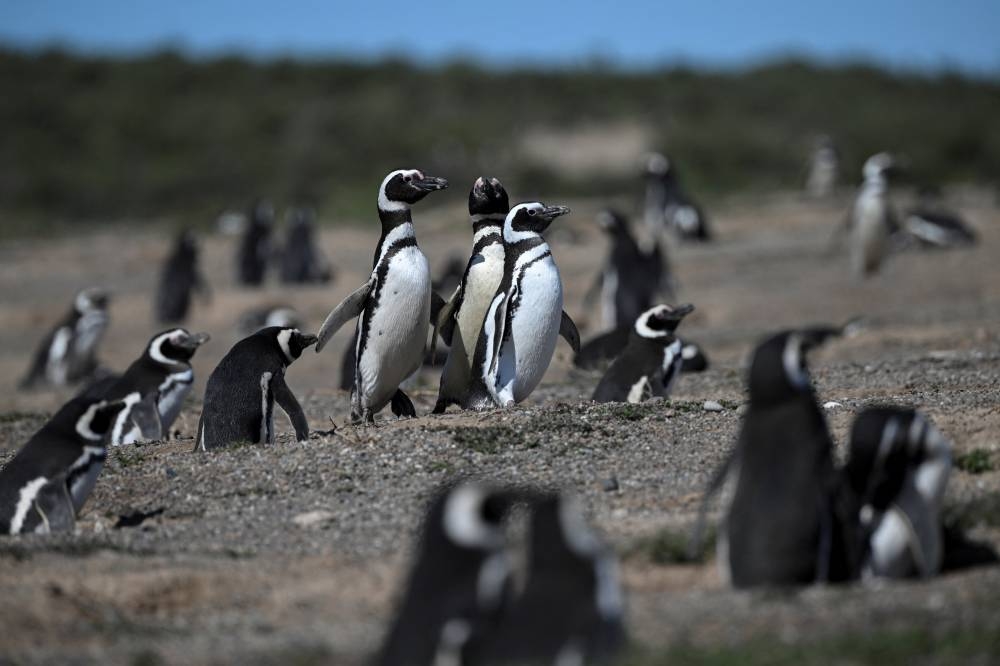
[0,190,999,664]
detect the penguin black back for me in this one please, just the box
[237,198,274,286]
[155,229,206,323]
[280,207,332,284]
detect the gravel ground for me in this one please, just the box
[0,191,998,664]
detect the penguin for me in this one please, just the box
[20,287,110,389]
[643,152,711,242]
[237,304,302,335]
[314,169,448,424]
[717,326,860,587]
[465,493,626,665]
[592,303,694,404]
[575,327,709,374]
[432,177,510,414]
[197,326,316,451]
[433,253,468,296]
[806,135,839,199]
[236,198,274,286]
[80,328,211,444]
[843,406,951,579]
[0,393,137,535]
[467,202,581,410]
[375,482,517,666]
[847,152,899,277]
[155,229,209,324]
[279,206,333,284]
[902,187,977,249]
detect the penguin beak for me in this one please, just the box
[667,303,695,319]
[414,176,449,192]
[299,334,319,348]
[188,332,211,347]
[539,205,571,222]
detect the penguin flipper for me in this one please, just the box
[559,311,581,354]
[32,477,76,535]
[132,394,164,441]
[436,286,462,347]
[272,376,309,442]
[390,389,416,419]
[485,292,510,380]
[316,277,375,352]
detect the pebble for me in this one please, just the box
[292,510,336,528]
[601,476,620,492]
[703,400,725,412]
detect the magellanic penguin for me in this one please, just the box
[20,287,111,389]
[196,326,315,451]
[902,187,978,249]
[844,406,952,579]
[237,198,275,286]
[714,325,861,587]
[314,169,448,424]
[155,229,209,324]
[643,152,711,242]
[280,206,333,284]
[375,482,518,666]
[465,493,626,666]
[847,152,899,277]
[433,177,510,414]
[806,135,839,199]
[80,328,211,444]
[467,202,581,409]
[0,393,137,535]
[592,303,694,404]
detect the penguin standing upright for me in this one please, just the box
[0,394,136,535]
[466,493,626,665]
[844,406,952,578]
[643,152,711,242]
[718,326,859,587]
[376,482,517,666]
[81,328,211,443]
[433,177,510,413]
[20,287,110,389]
[155,229,209,323]
[467,202,581,409]
[806,135,839,199]
[197,326,315,451]
[592,303,694,404]
[314,169,448,424]
[237,198,274,286]
[280,207,333,284]
[848,152,898,277]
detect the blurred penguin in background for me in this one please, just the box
[280,207,333,284]
[20,288,111,389]
[806,135,839,199]
[237,198,274,286]
[847,152,899,277]
[643,152,712,242]
[155,229,209,324]
[902,186,978,249]
[237,304,303,336]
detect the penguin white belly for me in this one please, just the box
[158,370,194,431]
[502,258,563,404]
[852,195,889,275]
[358,247,431,409]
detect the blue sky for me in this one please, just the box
[1,1,998,74]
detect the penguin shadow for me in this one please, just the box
[940,525,999,572]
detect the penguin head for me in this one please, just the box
[72,393,140,442]
[264,326,318,364]
[148,328,211,365]
[468,177,510,219]
[250,198,275,227]
[74,287,109,315]
[504,202,571,242]
[634,303,694,340]
[644,152,671,177]
[748,326,841,405]
[422,481,519,555]
[862,152,896,184]
[596,209,630,237]
[379,169,449,211]
[175,229,198,255]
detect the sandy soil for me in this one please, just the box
[0,190,998,664]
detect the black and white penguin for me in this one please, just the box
[844,406,952,579]
[279,206,333,284]
[902,187,978,249]
[592,303,694,404]
[197,326,316,451]
[0,393,137,535]
[466,493,626,665]
[155,229,209,324]
[237,304,302,336]
[718,326,859,587]
[314,169,448,424]
[81,328,211,444]
[468,202,581,409]
[847,152,899,277]
[433,177,510,414]
[575,327,709,374]
[236,198,274,286]
[643,152,711,242]
[20,287,111,389]
[806,135,839,199]
[376,482,517,666]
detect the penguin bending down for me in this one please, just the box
[433,177,510,414]
[155,229,209,324]
[902,188,977,249]
[592,303,694,404]
[20,287,110,389]
[375,482,518,666]
[236,198,275,286]
[643,152,711,242]
[575,327,709,374]
[844,406,951,579]
[196,326,316,451]
[315,169,448,424]
[280,207,333,284]
[80,328,210,444]
[714,326,860,587]
[467,202,581,410]
[0,394,136,535]
[847,152,899,277]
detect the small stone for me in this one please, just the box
[736,404,749,416]
[823,401,842,410]
[292,510,336,528]
[703,400,724,412]
[601,477,620,492]
[165,467,178,479]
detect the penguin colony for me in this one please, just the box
[0,156,984,663]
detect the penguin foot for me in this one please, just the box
[391,389,417,419]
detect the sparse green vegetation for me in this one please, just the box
[626,527,714,565]
[956,449,995,474]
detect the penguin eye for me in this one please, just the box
[528,209,536,216]
[403,175,412,183]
